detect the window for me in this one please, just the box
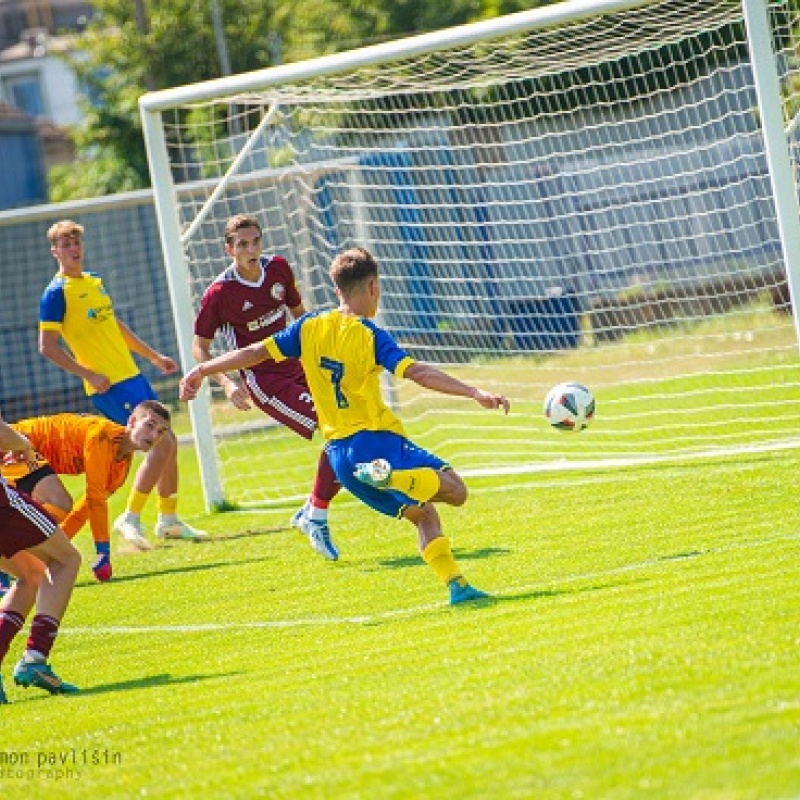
[3,73,44,117]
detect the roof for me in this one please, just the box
[0,30,73,63]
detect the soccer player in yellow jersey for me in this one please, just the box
[181,247,510,605]
[0,402,172,584]
[39,219,205,550]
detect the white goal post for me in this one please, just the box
[140,0,800,511]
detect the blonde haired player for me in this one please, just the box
[39,219,205,549]
[181,247,509,605]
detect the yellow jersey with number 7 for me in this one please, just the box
[263,309,415,441]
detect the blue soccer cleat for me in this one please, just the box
[13,659,79,695]
[448,580,490,606]
[0,571,12,598]
[353,458,392,489]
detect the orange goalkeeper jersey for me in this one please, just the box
[10,414,132,543]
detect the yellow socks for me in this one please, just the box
[422,537,464,586]
[126,489,149,515]
[389,468,440,503]
[158,494,178,516]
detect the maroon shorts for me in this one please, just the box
[241,369,318,441]
[0,485,56,558]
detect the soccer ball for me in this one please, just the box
[544,382,595,431]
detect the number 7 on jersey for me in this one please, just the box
[320,357,348,409]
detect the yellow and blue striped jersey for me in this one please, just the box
[39,272,139,395]
[264,310,415,441]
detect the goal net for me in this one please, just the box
[141,0,800,509]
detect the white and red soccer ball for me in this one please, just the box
[544,382,595,432]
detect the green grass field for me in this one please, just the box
[1,439,798,799]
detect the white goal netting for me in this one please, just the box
[143,0,800,508]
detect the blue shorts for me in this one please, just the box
[326,430,449,519]
[90,373,158,425]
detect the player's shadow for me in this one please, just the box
[376,545,511,571]
[495,580,623,604]
[10,672,234,704]
[160,527,285,544]
[75,671,236,697]
[75,556,270,588]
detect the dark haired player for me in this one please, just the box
[192,213,341,560]
[1,401,171,583]
[182,247,510,604]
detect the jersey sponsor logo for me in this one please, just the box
[271,283,286,302]
[87,303,114,323]
[246,307,285,332]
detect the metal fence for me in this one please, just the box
[0,190,179,421]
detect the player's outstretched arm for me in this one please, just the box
[404,363,510,414]
[192,335,251,411]
[180,341,273,401]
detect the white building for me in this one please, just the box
[0,27,83,126]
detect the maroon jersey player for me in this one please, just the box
[192,214,341,561]
[0,409,81,702]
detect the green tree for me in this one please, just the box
[50,0,278,199]
[51,0,554,199]
[280,0,551,62]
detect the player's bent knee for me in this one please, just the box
[62,542,82,570]
[450,486,468,507]
[46,530,82,570]
[152,428,176,452]
[439,471,468,506]
[12,556,47,584]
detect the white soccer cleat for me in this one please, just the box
[155,519,208,541]
[291,504,339,560]
[290,503,309,533]
[113,515,153,551]
[300,517,340,561]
